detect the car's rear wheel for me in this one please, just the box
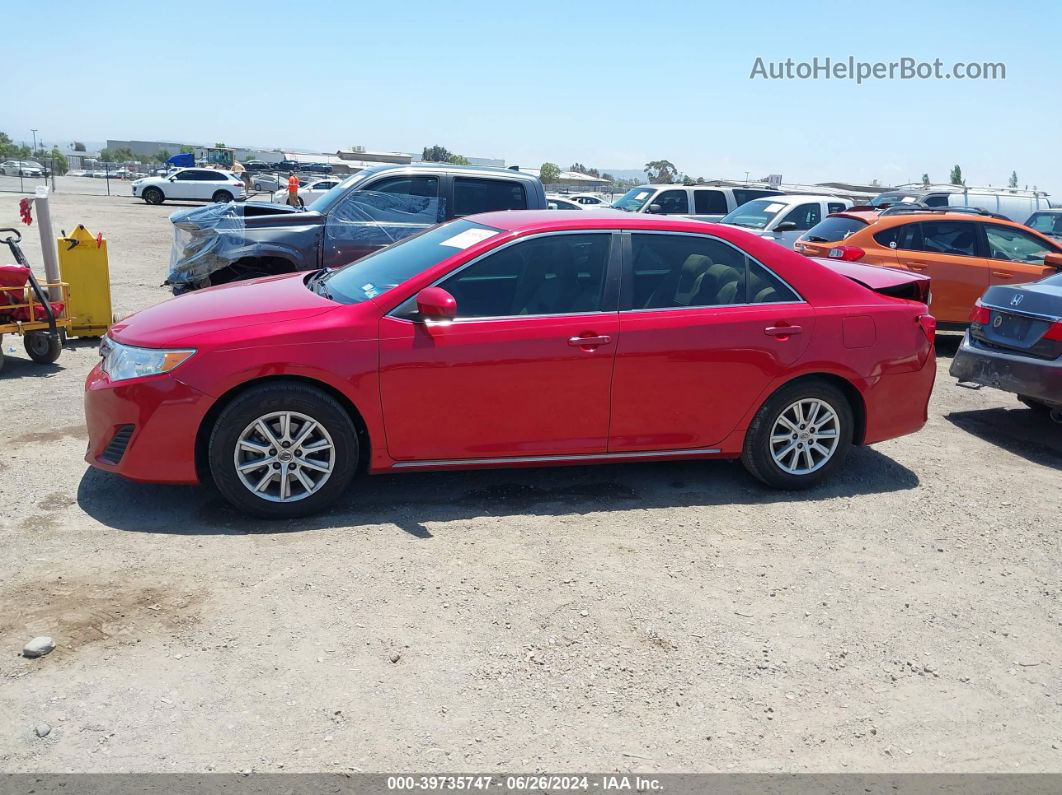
[208,382,358,518]
[212,190,234,203]
[24,331,62,364]
[142,187,164,205]
[741,379,853,489]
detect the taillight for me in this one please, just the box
[969,303,990,325]
[828,246,865,261]
[918,314,936,343]
[1043,321,1062,341]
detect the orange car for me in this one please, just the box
[795,209,1062,325]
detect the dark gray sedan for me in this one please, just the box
[950,271,1062,420]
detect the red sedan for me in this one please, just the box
[85,212,936,517]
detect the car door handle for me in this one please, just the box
[568,335,612,347]
[764,325,803,337]
[903,262,928,271]
[991,271,1013,279]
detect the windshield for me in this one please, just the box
[720,199,787,230]
[802,215,868,243]
[613,187,656,212]
[1027,212,1062,236]
[317,220,502,304]
[869,192,920,208]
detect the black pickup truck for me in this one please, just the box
[167,164,548,291]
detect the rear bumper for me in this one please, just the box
[862,353,937,445]
[949,332,1062,406]
[84,363,213,484]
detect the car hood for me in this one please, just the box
[109,272,338,348]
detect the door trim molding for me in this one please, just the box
[390,447,723,469]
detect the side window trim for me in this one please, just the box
[617,230,805,313]
[387,230,622,323]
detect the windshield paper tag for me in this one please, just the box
[440,228,498,249]
[901,196,917,203]
[764,203,785,212]
[635,191,650,200]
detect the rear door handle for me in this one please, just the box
[568,335,612,347]
[991,271,1013,279]
[764,325,802,337]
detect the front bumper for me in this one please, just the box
[84,363,214,484]
[949,332,1062,407]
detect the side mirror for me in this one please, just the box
[416,287,457,323]
[774,221,798,232]
[1044,252,1062,270]
[646,203,663,214]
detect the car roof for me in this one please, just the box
[470,209,724,233]
[744,194,847,205]
[353,163,540,181]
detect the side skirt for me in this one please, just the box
[389,447,724,470]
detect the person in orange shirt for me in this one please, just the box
[286,171,301,207]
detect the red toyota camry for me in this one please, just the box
[85,212,936,518]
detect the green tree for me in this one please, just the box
[949,165,963,185]
[921,173,930,187]
[539,162,562,185]
[1008,170,1018,188]
[446,154,470,165]
[72,141,86,152]
[214,142,227,148]
[157,149,171,163]
[99,146,136,163]
[569,163,600,178]
[0,131,12,158]
[644,159,678,184]
[422,145,454,162]
[46,147,68,175]
[179,145,195,155]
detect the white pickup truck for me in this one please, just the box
[612,184,782,221]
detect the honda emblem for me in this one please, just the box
[1011,294,1023,306]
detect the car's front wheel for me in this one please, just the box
[208,382,359,518]
[142,187,164,205]
[741,379,853,489]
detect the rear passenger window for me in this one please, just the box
[453,178,527,216]
[874,223,922,250]
[694,189,727,214]
[923,194,949,207]
[748,260,799,303]
[629,234,800,309]
[919,221,978,256]
[654,190,689,214]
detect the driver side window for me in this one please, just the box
[780,203,821,230]
[653,190,689,214]
[438,234,610,318]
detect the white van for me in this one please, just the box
[870,185,1052,222]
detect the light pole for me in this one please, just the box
[31,129,38,154]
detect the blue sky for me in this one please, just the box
[11,0,1062,192]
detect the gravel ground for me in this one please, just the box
[0,192,1059,773]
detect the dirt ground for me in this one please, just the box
[0,191,1059,774]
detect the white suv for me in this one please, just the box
[131,168,247,205]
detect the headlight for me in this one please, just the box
[100,335,195,382]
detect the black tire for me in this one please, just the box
[208,382,359,519]
[24,331,62,364]
[142,187,164,205]
[212,190,234,203]
[1017,395,1052,414]
[0,334,5,374]
[741,379,854,490]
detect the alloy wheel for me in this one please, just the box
[233,411,335,502]
[769,398,840,475]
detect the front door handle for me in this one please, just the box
[764,325,803,337]
[568,335,612,348]
[991,271,1013,279]
[903,262,928,271]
